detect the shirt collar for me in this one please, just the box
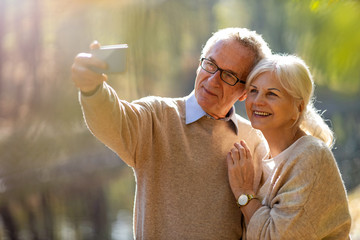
[185,91,239,134]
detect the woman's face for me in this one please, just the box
[245,71,300,134]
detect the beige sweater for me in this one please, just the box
[247,135,351,240]
[80,83,267,239]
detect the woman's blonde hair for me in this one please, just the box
[246,54,334,148]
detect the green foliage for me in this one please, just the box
[289,0,360,94]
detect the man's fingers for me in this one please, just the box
[90,40,101,50]
[72,62,107,93]
[74,52,107,70]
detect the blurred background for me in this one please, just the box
[0,0,359,239]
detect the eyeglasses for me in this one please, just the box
[200,58,246,86]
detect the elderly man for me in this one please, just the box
[72,28,271,239]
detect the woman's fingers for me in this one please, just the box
[227,140,256,198]
[228,140,253,167]
[230,148,240,165]
[240,140,252,162]
[226,152,234,166]
[234,142,247,164]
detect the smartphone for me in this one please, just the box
[91,44,128,74]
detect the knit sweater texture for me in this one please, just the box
[246,135,351,240]
[80,83,267,239]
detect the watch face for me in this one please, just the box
[238,194,248,206]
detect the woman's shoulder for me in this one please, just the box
[292,135,331,155]
[286,135,335,170]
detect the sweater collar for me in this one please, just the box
[185,91,239,135]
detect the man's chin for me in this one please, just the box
[197,97,213,108]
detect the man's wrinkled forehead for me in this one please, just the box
[205,40,256,79]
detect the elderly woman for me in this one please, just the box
[227,54,351,239]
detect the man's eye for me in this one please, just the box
[222,71,235,79]
[206,62,216,69]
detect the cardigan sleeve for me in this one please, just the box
[246,138,351,240]
[80,82,157,167]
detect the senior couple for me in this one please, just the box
[72,28,351,239]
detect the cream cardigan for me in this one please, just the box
[80,82,267,239]
[247,135,351,239]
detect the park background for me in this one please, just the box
[0,0,359,239]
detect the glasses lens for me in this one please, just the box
[221,71,238,85]
[201,58,241,86]
[202,59,217,73]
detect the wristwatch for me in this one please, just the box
[237,194,257,207]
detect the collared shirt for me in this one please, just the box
[185,91,239,135]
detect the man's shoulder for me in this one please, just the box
[235,114,258,133]
[132,96,186,117]
[134,95,185,107]
[234,113,265,142]
[235,114,251,126]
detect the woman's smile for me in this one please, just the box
[253,110,272,117]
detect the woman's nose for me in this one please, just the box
[253,94,265,105]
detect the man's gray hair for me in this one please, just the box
[200,28,272,68]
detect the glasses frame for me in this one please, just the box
[200,58,246,86]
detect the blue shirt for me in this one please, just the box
[185,91,239,135]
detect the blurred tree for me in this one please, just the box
[0,0,359,238]
[0,0,4,100]
[122,0,218,98]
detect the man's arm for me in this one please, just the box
[71,41,140,167]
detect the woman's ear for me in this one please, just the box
[292,99,304,121]
[298,100,304,113]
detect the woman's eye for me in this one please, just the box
[249,89,257,93]
[267,92,278,97]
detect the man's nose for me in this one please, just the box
[207,70,222,86]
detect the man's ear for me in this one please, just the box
[238,91,247,101]
[196,65,201,75]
